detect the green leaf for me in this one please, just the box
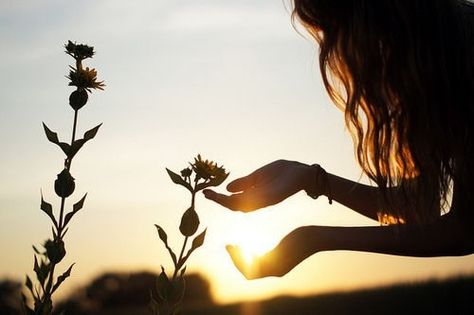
[63,193,87,227]
[42,123,59,144]
[84,123,102,141]
[51,263,74,294]
[179,207,200,237]
[166,168,193,192]
[40,193,58,229]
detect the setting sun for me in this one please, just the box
[226,216,279,265]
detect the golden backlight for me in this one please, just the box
[225,215,279,260]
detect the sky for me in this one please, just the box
[1,0,474,305]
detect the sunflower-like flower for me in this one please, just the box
[67,66,105,92]
[191,154,227,181]
[65,41,94,60]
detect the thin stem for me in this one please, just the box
[67,109,79,171]
[57,197,66,236]
[71,110,78,147]
[173,236,188,280]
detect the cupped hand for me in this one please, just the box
[226,226,320,279]
[203,160,312,212]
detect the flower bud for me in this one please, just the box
[54,169,75,198]
[180,167,192,178]
[69,89,88,110]
[44,239,66,264]
[179,207,200,237]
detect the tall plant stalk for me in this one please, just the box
[22,41,104,315]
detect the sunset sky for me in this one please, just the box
[1,0,474,305]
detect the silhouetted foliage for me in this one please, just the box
[0,280,22,315]
[53,271,212,315]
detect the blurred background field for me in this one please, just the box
[2,272,474,314]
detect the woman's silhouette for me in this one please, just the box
[204,0,474,279]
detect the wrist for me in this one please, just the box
[304,164,333,204]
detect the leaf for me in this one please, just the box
[58,142,71,156]
[84,123,102,141]
[179,266,187,279]
[32,245,41,255]
[40,192,58,229]
[166,168,193,192]
[66,124,101,159]
[42,123,59,144]
[65,195,87,224]
[73,193,87,212]
[155,225,177,266]
[196,172,230,191]
[63,194,87,227]
[191,228,207,251]
[21,293,35,315]
[154,224,168,244]
[33,256,40,275]
[51,263,74,294]
[155,266,171,302]
[69,139,85,159]
[25,275,33,293]
[34,256,49,286]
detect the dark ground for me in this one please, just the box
[3,272,474,314]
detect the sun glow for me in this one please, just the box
[225,215,279,266]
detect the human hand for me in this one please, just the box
[226,226,321,279]
[203,160,313,212]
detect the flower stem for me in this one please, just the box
[71,110,78,148]
[173,236,188,280]
[58,197,66,236]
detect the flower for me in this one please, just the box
[64,41,94,60]
[191,154,227,181]
[67,66,105,92]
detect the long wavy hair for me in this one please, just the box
[292,0,474,224]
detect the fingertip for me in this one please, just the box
[203,189,216,199]
[226,181,240,193]
[226,244,237,250]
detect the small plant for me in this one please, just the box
[22,41,104,315]
[150,155,228,315]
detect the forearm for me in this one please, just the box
[326,173,381,221]
[304,165,381,221]
[254,214,474,279]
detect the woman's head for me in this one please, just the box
[293,0,474,223]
